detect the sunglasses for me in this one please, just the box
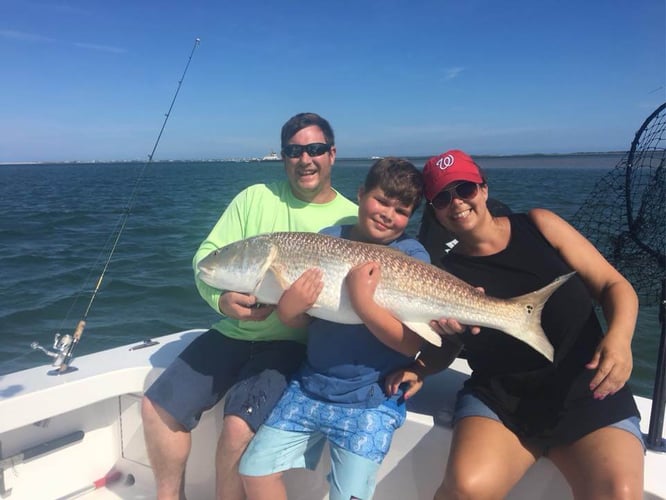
[430,181,480,209]
[282,142,331,158]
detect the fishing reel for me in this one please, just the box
[31,333,72,365]
[30,321,86,375]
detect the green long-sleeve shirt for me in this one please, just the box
[193,181,357,343]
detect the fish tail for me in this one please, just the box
[507,272,576,362]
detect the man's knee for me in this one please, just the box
[142,396,186,433]
[141,395,162,425]
[219,415,254,455]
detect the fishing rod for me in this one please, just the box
[31,37,201,375]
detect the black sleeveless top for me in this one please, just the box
[439,214,639,449]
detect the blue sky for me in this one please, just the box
[1,0,664,162]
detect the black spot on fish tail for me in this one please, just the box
[505,272,576,362]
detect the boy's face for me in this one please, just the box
[355,186,413,245]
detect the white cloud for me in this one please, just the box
[72,42,126,54]
[0,29,125,53]
[0,29,55,43]
[444,67,465,80]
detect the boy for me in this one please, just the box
[239,157,428,500]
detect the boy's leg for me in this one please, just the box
[240,423,327,500]
[328,446,381,500]
[242,471,288,500]
[323,398,406,500]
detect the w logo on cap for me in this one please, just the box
[436,153,456,170]
[423,149,483,201]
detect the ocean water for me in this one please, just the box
[0,154,661,398]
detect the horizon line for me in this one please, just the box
[0,150,628,166]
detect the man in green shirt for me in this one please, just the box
[142,113,358,500]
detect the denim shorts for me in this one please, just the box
[144,329,305,431]
[453,390,645,450]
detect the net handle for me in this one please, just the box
[624,102,666,248]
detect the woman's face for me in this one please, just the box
[432,182,489,234]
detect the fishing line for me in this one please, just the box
[34,37,200,374]
[82,36,200,323]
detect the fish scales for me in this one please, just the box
[197,232,574,361]
[266,233,525,333]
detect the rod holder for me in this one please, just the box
[645,279,666,452]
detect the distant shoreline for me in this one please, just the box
[0,151,627,167]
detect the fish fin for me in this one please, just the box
[252,259,295,304]
[266,263,291,290]
[251,244,280,296]
[402,321,443,347]
[507,271,576,362]
[254,271,287,304]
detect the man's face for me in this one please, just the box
[282,125,335,203]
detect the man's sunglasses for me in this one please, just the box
[282,142,331,158]
[430,181,480,210]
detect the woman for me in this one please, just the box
[388,150,644,499]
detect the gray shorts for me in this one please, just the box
[453,390,645,450]
[144,329,306,432]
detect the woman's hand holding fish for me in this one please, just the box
[276,268,324,328]
[430,286,484,336]
[585,330,633,399]
[218,291,275,321]
[430,318,477,336]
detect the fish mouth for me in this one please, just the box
[196,262,215,280]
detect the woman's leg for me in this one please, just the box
[435,416,539,500]
[548,425,644,500]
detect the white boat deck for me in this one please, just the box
[1,329,664,499]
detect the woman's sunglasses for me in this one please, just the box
[430,181,480,210]
[281,142,331,158]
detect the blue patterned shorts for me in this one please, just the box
[247,379,405,464]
